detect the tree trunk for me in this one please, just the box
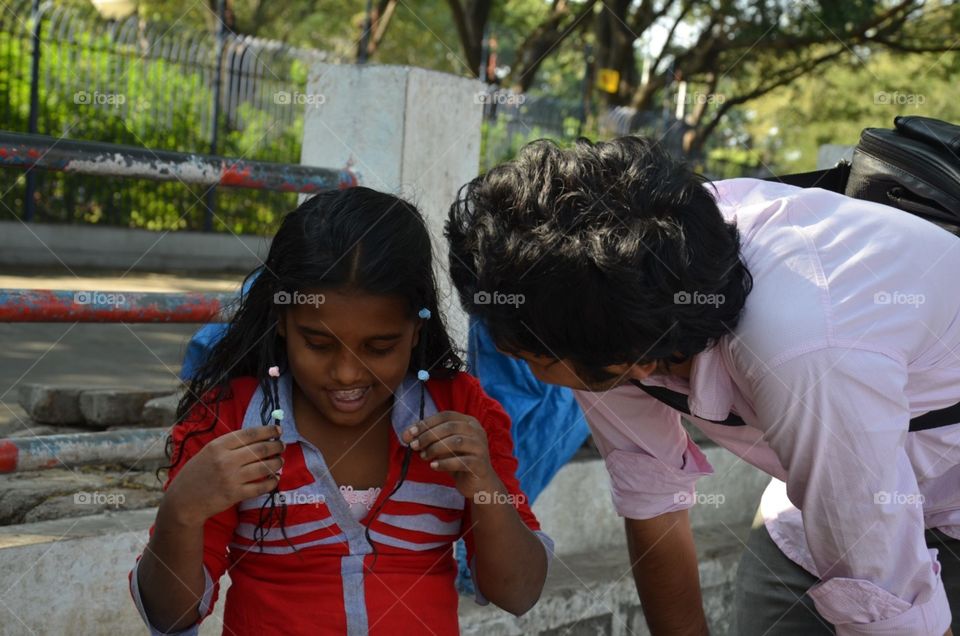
[447,0,493,77]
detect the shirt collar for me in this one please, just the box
[634,342,737,423]
[389,374,438,445]
[687,342,737,422]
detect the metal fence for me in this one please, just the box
[477,88,584,172]
[0,0,332,233]
[478,88,766,180]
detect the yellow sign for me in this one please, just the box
[596,68,620,93]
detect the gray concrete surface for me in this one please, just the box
[0,448,766,635]
[0,220,270,272]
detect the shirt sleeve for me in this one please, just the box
[573,383,714,520]
[752,347,951,636]
[459,386,555,606]
[127,397,241,634]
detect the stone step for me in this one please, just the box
[459,524,747,636]
[531,445,769,555]
[0,442,769,633]
[0,509,748,636]
[17,384,176,428]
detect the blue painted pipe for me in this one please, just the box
[0,429,168,473]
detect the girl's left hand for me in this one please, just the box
[402,411,501,499]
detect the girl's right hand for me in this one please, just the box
[162,424,286,527]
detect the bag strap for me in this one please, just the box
[630,379,960,433]
[764,162,851,193]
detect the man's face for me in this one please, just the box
[506,350,657,392]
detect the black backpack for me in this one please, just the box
[769,115,960,236]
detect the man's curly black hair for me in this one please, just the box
[445,135,753,385]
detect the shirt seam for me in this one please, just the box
[782,192,837,345]
[765,339,908,371]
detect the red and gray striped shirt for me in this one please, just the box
[129,371,553,635]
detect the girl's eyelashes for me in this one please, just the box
[367,345,396,356]
[304,341,333,351]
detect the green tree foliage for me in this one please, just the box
[738,48,960,173]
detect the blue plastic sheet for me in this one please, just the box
[455,317,589,595]
[179,272,257,381]
[465,317,589,504]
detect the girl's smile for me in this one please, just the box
[326,385,372,412]
[277,289,421,429]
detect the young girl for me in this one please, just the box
[128,188,553,635]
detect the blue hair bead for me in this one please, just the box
[417,370,430,382]
[271,408,285,421]
[418,308,431,320]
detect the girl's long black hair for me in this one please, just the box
[159,187,464,555]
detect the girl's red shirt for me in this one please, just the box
[128,371,551,635]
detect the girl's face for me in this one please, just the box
[276,289,421,428]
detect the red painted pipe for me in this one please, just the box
[0,289,237,323]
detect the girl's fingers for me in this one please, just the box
[238,474,281,501]
[402,411,469,443]
[409,419,480,451]
[235,439,285,465]
[237,456,284,484]
[427,455,474,473]
[419,433,479,461]
[223,425,283,450]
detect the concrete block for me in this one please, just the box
[0,468,164,525]
[531,447,769,556]
[140,392,180,428]
[0,470,109,525]
[17,384,84,425]
[78,388,171,427]
[301,63,484,350]
[0,510,168,635]
[22,488,162,524]
[687,447,770,532]
[459,524,746,636]
[531,457,624,555]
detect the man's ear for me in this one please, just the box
[625,360,658,381]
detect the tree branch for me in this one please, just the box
[692,47,847,152]
[508,0,598,91]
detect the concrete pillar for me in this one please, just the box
[299,64,484,348]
